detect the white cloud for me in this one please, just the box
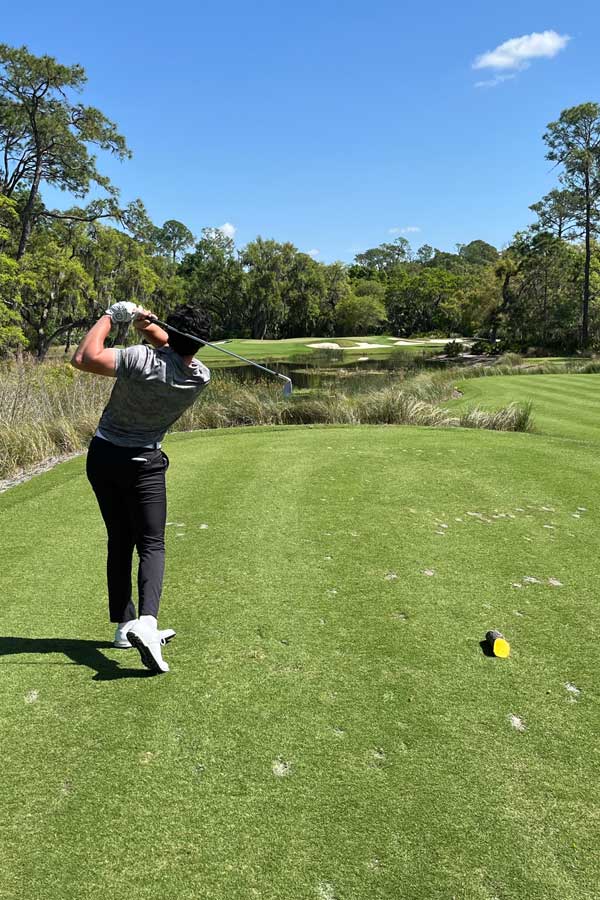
[389,226,421,235]
[473,30,570,72]
[475,73,517,89]
[218,222,236,240]
[307,248,320,257]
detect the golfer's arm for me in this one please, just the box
[134,321,170,349]
[71,315,117,377]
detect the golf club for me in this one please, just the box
[140,314,293,396]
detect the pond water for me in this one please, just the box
[209,348,448,392]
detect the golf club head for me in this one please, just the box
[283,380,293,397]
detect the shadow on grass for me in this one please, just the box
[0,637,153,680]
[479,639,495,658]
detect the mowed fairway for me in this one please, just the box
[449,373,600,443]
[1,408,600,898]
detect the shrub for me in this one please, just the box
[444,340,464,357]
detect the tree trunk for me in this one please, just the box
[17,160,43,260]
[582,175,591,349]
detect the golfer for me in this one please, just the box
[72,301,211,673]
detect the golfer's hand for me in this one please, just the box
[105,301,140,324]
[133,308,156,331]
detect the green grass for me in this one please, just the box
[448,373,600,442]
[1,414,599,898]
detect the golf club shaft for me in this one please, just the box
[144,316,293,392]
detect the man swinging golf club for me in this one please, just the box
[72,301,211,674]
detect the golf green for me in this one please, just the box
[1,419,598,899]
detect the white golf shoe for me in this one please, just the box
[122,620,171,674]
[113,620,176,650]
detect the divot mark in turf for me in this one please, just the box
[332,726,345,738]
[139,751,156,765]
[522,576,542,584]
[369,747,387,768]
[199,523,209,529]
[384,572,398,581]
[61,781,73,795]
[391,611,408,621]
[24,689,39,704]
[565,682,581,701]
[508,714,526,733]
[548,577,563,587]
[317,882,337,900]
[422,569,435,577]
[367,858,381,870]
[272,758,292,777]
[327,588,338,596]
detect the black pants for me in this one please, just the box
[86,436,170,623]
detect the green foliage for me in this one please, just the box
[444,340,464,357]
[334,291,387,335]
[157,219,195,261]
[0,252,26,354]
[0,43,130,256]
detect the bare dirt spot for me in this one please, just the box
[565,682,581,700]
[317,882,337,900]
[24,690,39,704]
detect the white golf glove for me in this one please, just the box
[105,301,140,324]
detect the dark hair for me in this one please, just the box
[165,304,211,357]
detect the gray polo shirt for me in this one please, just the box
[96,345,210,447]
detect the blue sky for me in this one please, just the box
[3,0,600,262]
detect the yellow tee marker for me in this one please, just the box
[485,630,510,658]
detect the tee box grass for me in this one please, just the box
[1,380,599,898]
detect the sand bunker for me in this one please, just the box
[392,337,470,345]
[308,342,342,349]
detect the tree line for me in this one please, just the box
[0,43,599,360]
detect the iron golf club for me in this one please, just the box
[140,314,293,396]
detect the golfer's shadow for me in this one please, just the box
[0,636,152,680]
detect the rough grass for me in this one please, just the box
[1,423,599,899]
